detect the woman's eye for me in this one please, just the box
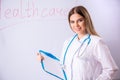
[78,19,83,22]
[70,21,74,24]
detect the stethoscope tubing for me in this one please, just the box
[39,34,91,80]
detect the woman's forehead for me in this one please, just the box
[70,13,84,20]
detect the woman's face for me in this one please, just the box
[69,13,86,35]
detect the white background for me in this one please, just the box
[0,0,120,80]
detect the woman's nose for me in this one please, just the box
[74,22,79,27]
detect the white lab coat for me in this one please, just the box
[60,34,118,80]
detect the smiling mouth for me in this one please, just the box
[75,27,81,31]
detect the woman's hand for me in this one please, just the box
[36,53,44,62]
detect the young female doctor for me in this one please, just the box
[37,6,118,80]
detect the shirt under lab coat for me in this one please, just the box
[60,34,118,80]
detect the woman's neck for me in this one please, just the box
[77,33,87,40]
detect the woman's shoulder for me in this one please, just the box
[90,35,103,44]
[91,35,109,46]
[91,35,101,40]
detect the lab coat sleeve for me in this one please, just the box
[93,39,119,80]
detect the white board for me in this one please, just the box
[0,0,120,80]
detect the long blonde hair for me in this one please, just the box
[68,6,99,36]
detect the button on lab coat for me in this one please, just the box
[60,35,118,80]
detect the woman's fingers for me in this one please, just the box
[36,53,44,62]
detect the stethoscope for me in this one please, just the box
[39,34,91,80]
